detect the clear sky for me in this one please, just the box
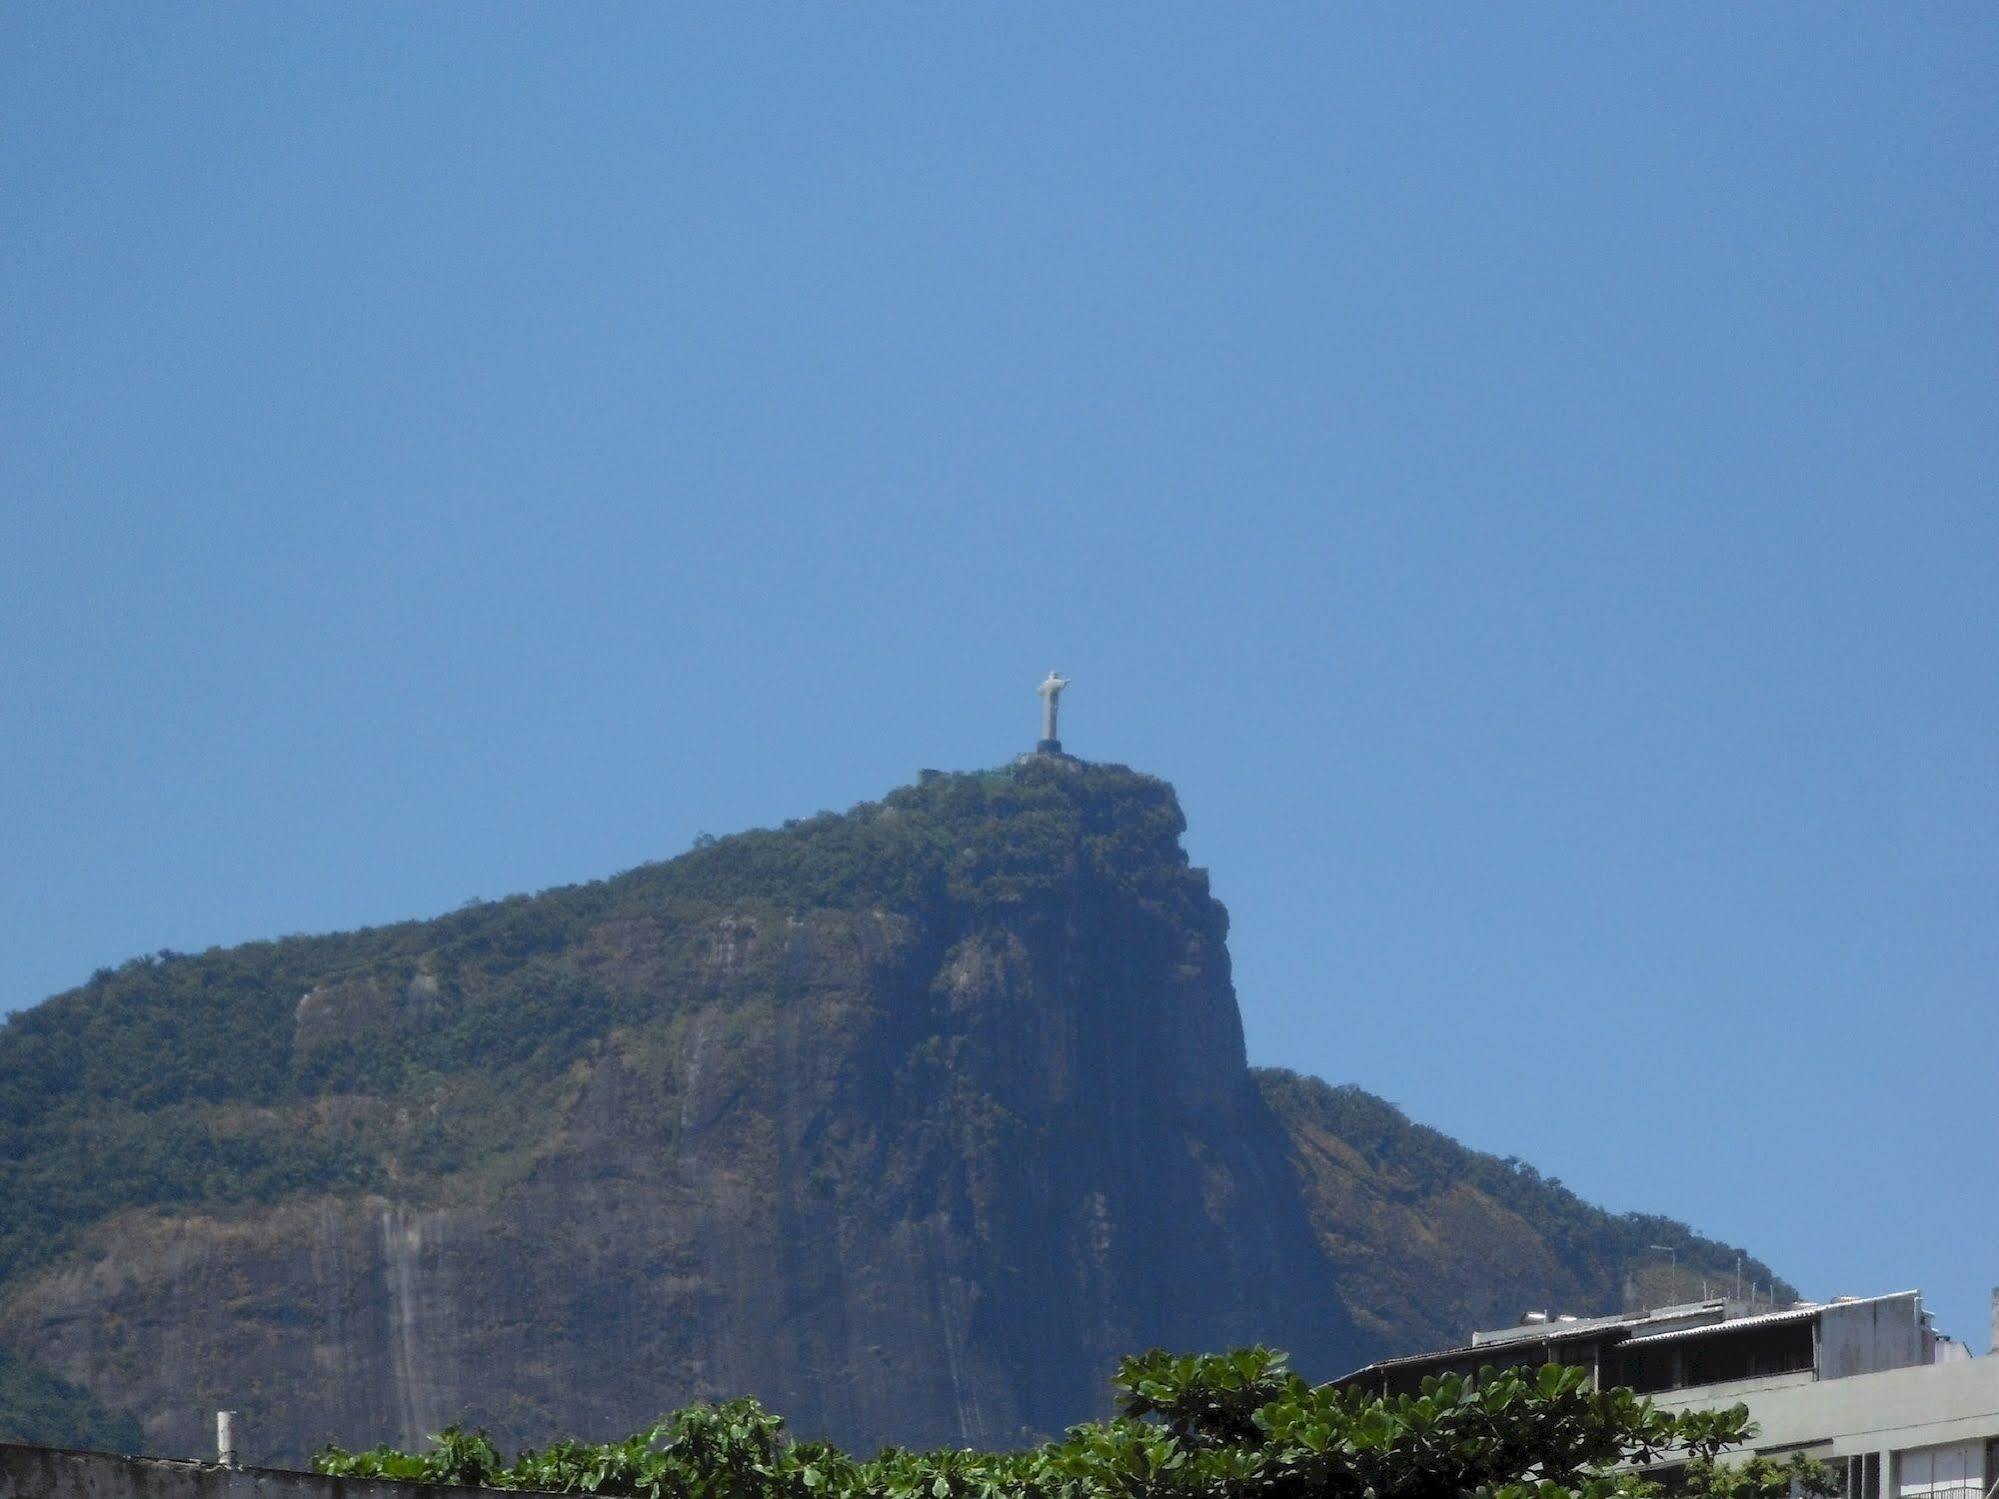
[4,8,1995,1350]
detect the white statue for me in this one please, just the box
[1036,670,1070,747]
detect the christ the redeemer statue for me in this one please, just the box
[1036,670,1070,754]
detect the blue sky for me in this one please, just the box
[4,8,1995,1350]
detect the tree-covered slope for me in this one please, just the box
[1257,1069,1793,1354]
[0,1348,143,1453]
[0,761,1195,1288]
[0,759,1788,1459]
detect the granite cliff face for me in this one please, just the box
[0,761,1786,1461]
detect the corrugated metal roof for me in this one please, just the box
[1478,1318,1628,1346]
[1618,1305,1819,1347]
[1619,1290,1920,1348]
[1472,1312,1630,1349]
[1336,1320,1625,1379]
[1334,1291,1926,1386]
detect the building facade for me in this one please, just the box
[1334,1290,1999,1499]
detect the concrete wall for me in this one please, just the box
[0,1445,548,1499]
[1653,1356,1999,1457]
[1819,1294,1925,1380]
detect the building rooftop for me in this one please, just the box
[1333,1289,1963,1402]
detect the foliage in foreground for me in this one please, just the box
[313,1347,1805,1499]
[1677,1454,1840,1499]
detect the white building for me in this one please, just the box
[1334,1290,1999,1499]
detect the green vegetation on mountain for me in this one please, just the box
[0,759,1197,1287]
[0,759,1795,1461]
[1256,1071,1793,1349]
[0,1348,143,1453]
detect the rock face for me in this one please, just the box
[0,763,1353,1460]
[0,760,1786,1462]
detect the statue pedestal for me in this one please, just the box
[1035,738,1063,755]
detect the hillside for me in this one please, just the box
[1256,1070,1786,1352]
[0,759,1787,1460]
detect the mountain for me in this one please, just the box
[0,759,1788,1462]
[1255,1071,1782,1353]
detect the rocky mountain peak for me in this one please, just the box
[0,762,1788,1461]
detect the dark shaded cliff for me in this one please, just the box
[0,760,1786,1461]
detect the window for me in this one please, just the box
[1612,1343,1677,1393]
[1682,1323,1814,1386]
[1824,1454,1879,1499]
[1610,1322,1812,1393]
[1895,1442,1982,1499]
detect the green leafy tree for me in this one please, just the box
[314,1349,1755,1499]
[1677,1454,1841,1499]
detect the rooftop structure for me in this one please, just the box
[1335,1288,1999,1497]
